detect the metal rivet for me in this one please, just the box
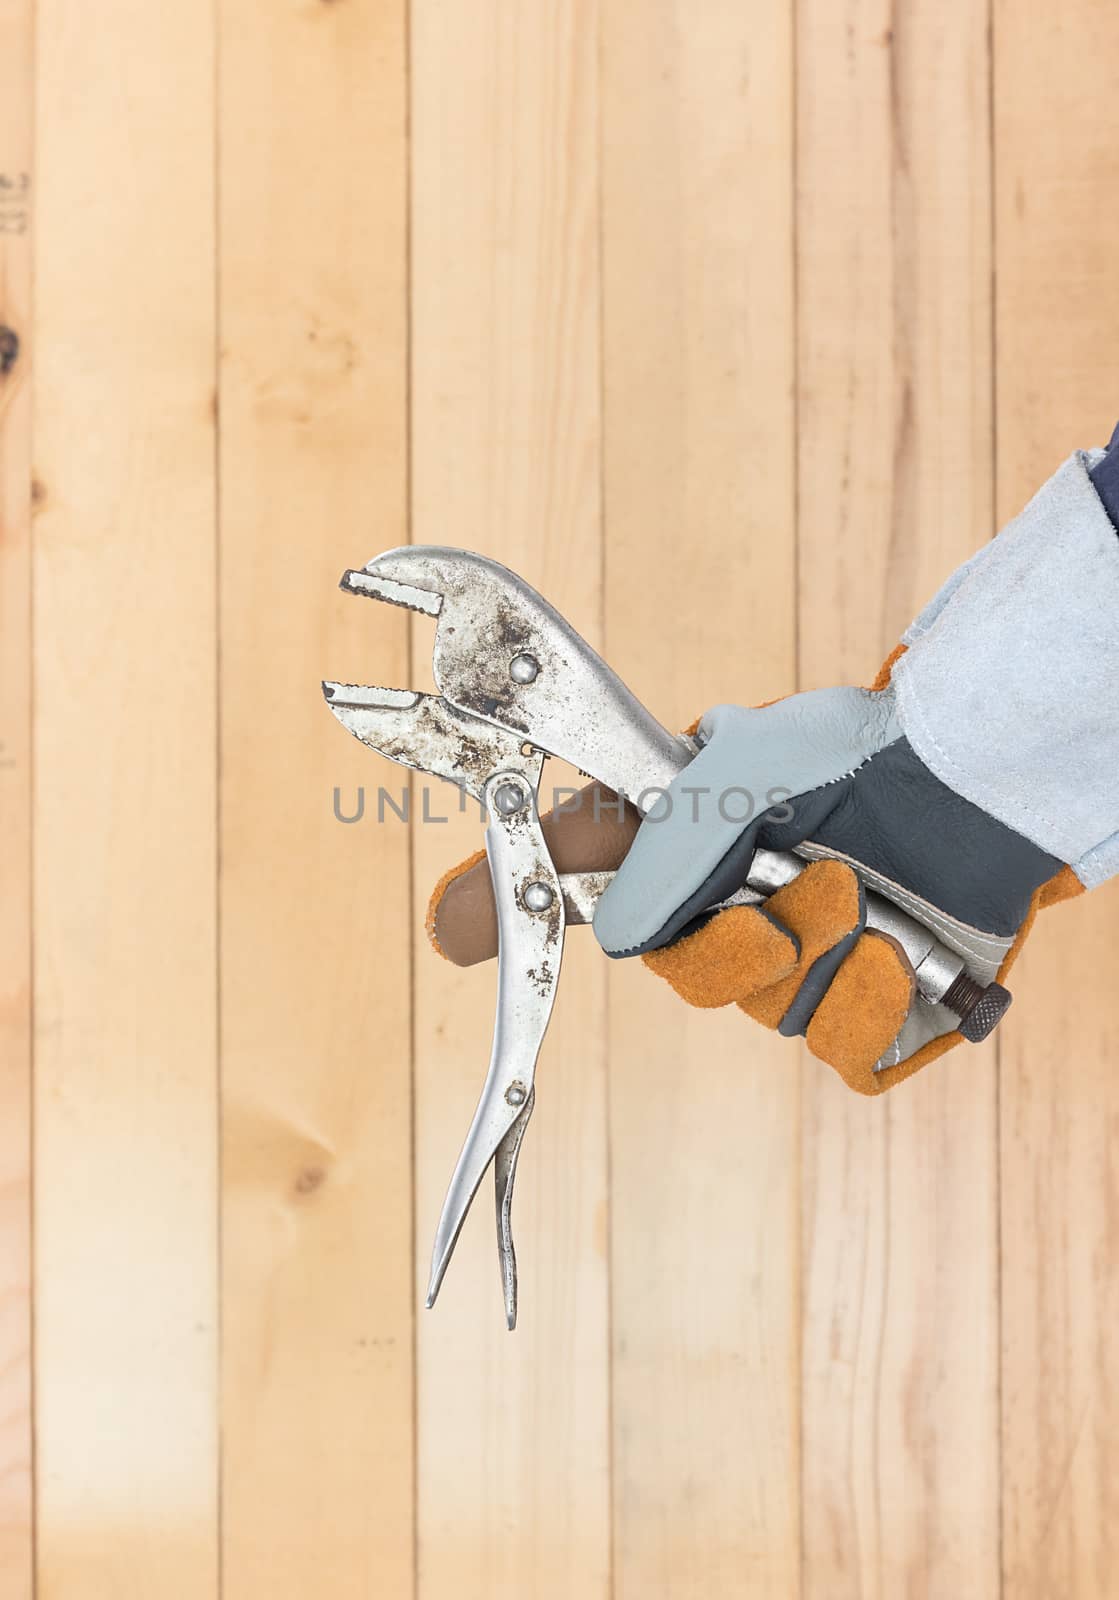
[509,653,540,684]
[492,781,526,816]
[523,880,554,912]
[505,1081,528,1107]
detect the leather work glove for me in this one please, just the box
[428,449,1119,1094]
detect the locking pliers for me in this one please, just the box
[324,548,1010,1327]
[322,548,699,1328]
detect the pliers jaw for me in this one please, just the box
[321,681,530,800]
[337,546,691,800]
[340,566,443,618]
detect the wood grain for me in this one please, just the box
[796,1,999,1594]
[994,5,1119,1593]
[32,0,218,1592]
[217,1,413,1596]
[409,4,610,1595]
[0,0,33,1593]
[601,4,799,1595]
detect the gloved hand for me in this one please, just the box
[428,449,1119,1093]
[589,677,1080,1092]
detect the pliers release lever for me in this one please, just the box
[324,548,1010,1326]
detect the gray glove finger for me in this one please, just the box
[592,685,901,957]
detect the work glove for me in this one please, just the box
[428,450,1119,1093]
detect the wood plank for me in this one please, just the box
[796,2,999,1594]
[32,0,219,1592]
[994,6,1119,1592]
[217,2,413,1597]
[409,4,610,1595]
[601,4,799,1595]
[0,0,33,1593]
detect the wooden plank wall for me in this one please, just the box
[410,6,610,1595]
[33,2,219,1595]
[994,3,1119,1591]
[217,2,413,1596]
[796,3,1000,1595]
[601,4,799,1595]
[0,0,33,1594]
[2,1,1116,1596]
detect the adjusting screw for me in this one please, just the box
[941,973,1013,1042]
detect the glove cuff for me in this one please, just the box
[893,450,1119,884]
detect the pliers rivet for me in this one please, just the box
[522,880,554,912]
[505,1081,528,1107]
[492,781,528,816]
[509,652,540,684]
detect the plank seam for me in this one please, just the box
[29,0,40,1591]
[792,3,805,1592]
[593,5,616,1598]
[988,2,1004,1595]
[213,0,225,1591]
[405,0,419,1594]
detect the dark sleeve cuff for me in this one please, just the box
[1088,419,1119,535]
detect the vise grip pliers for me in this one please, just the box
[323,548,1010,1328]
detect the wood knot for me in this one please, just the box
[294,1164,327,1196]
[0,326,19,377]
